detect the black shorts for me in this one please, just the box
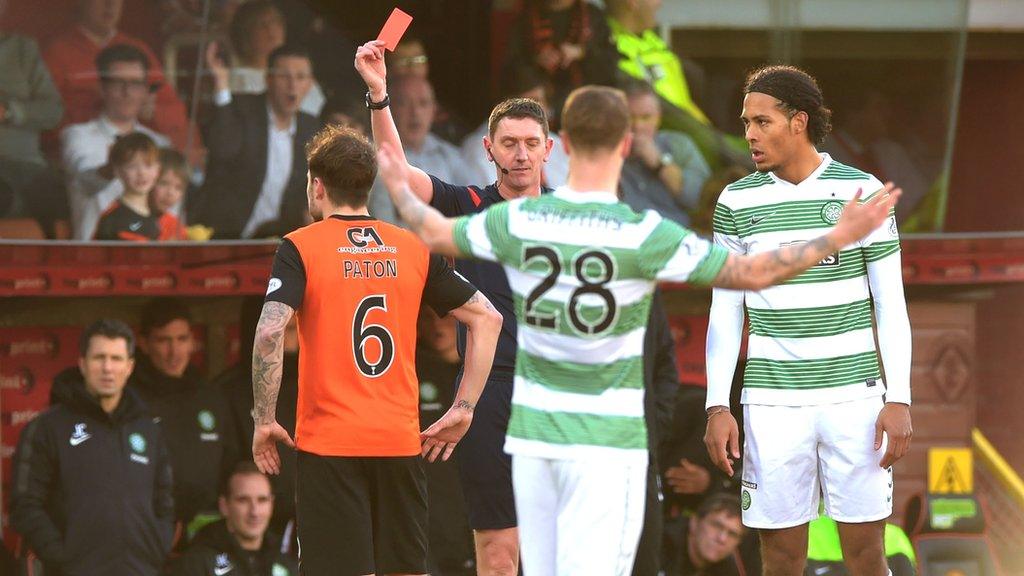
[455,367,516,530]
[296,451,427,575]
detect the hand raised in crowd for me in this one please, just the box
[559,43,584,68]
[205,41,230,93]
[355,40,388,99]
[630,132,662,170]
[536,45,561,72]
[664,458,712,495]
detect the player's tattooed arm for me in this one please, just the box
[711,185,901,291]
[448,290,502,410]
[712,235,840,290]
[252,301,294,425]
[377,142,461,256]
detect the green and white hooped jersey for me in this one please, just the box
[453,188,728,462]
[712,154,900,406]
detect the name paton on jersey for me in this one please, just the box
[339,226,399,279]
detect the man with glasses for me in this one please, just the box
[44,0,191,152]
[190,43,319,239]
[60,43,169,240]
[663,494,747,576]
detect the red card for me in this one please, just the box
[377,8,413,52]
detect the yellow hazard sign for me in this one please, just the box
[928,448,973,494]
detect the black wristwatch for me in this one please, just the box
[365,91,390,110]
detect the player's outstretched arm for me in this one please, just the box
[710,184,902,291]
[355,40,434,202]
[377,141,461,256]
[420,292,502,462]
[251,301,296,475]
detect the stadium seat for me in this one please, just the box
[913,533,1003,576]
[0,218,45,239]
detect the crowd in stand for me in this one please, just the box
[0,0,750,241]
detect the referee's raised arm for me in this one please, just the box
[355,40,436,203]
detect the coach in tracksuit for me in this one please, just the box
[131,298,238,530]
[11,319,175,576]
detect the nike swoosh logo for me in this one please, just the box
[750,212,775,225]
[129,222,143,231]
[69,434,91,446]
[214,566,232,576]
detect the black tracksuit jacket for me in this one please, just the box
[11,368,175,576]
[169,520,297,576]
[129,356,239,526]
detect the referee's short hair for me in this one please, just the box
[305,124,377,208]
[487,98,549,139]
[561,85,630,154]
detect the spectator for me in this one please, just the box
[190,43,318,239]
[61,43,169,240]
[93,131,162,241]
[43,0,193,152]
[606,0,709,127]
[824,89,929,222]
[0,0,64,218]
[130,298,238,534]
[369,74,471,225]
[606,0,749,169]
[218,296,299,537]
[227,0,326,116]
[152,147,190,240]
[11,319,175,576]
[505,0,618,122]
[620,80,710,226]
[662,494,747,576]
[806,515,917,576]
[460,65,569,188]
[417,308,476,575]
[661,385,736,516]
[320,95,368,135]
[170,462,298,576]
[633,290,687,576]
[388,36,430,79]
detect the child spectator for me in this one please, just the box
[93,132,161,241]
[152,148,189,240]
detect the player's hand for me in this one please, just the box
[831,182,901,246]
[354,40,387,100]
[252,421,295,475]
[665,458,712,494]
[704,409,740,476]
[875,402,912,468]
[419,404,474,462]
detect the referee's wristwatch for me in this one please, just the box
[365,91,390,110]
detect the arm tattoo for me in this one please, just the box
[455,399,474,411]
[252,301,294,425]
[715,235,838,289]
